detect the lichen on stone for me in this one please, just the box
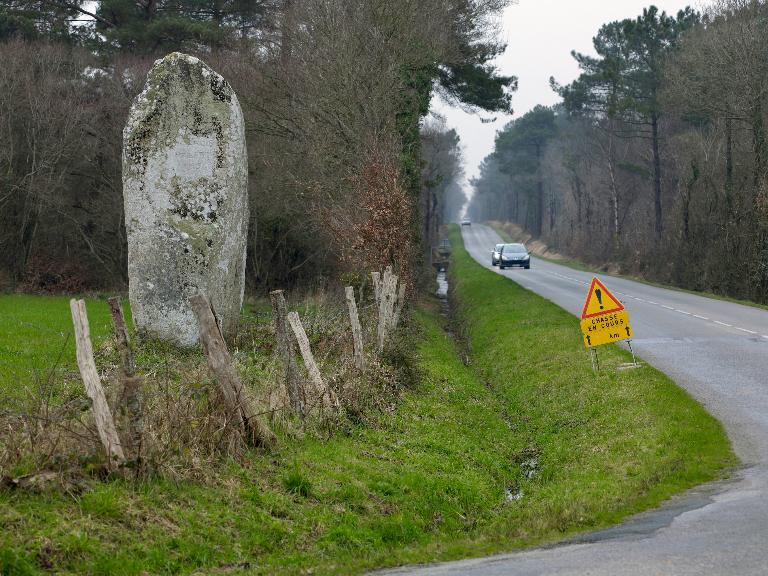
[123,52,249,347]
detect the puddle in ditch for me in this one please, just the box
[436,269,449,317]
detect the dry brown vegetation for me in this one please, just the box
[0,286,414,486]
[0,0,511,293]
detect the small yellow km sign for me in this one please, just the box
[580,278,634,348]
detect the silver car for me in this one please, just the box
[491,244,503,266]
[499,243,531,270]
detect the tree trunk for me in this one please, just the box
[574,176,583,225]
[423,187,432,259]
[752,98,768,196]
[430,189,439,250]
[536,144,544,237]
[279,0,294,68]
[725,116,734,212]
[549,183,555,233]
[12,187,40,286]
[603,126,620,251]
[683,159,700,244]
[652,113,663,242]
[512,187,518,222]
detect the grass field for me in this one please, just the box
[0,233,736,575]
[0,295,127,401]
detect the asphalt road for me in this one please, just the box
[383,224,768,576]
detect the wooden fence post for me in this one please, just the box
[270,290,304,417]
[190,294,276,448]
[345,286,365,371]
[287,311,339,411]
[70,299,125,465]
[391,282,407,332]
[377,270,398,352]
[371,271,381,304]
[107,297,143,459]
[376,268,390,351]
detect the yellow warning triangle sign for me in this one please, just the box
[581,277,625,319]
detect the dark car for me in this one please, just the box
[491,244,503,266]
[499,243,530,270]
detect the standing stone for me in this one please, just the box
[123,53,248,347]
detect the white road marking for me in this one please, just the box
[736,327,758,335]
[474,229,766,340]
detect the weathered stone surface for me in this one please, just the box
[123,53,248,347]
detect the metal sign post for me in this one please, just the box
[627,340,639,367]
[580,277,636,370]
[590,348,601,372]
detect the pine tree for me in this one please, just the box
[494,106,557,236]
[94,0,277,54]
[553,6,699,241]
[0,1,91,42]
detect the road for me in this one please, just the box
[385,224,768,576]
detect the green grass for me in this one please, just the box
[0,295,126,399]
[0,235,736,574]
[446,223,736,536]
[487,221,768,311]
[0,300,559,575]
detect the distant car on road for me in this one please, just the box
[499,243,530,270]
[491,243,503,266]
[461,218,471,226]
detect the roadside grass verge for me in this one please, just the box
[488,221,768,311]
[447,224,737,543]
[0,239,736,574]
[0,295,555,575]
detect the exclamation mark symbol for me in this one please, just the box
[595,288,604,310]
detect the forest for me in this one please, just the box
[470,0,768,304]
[0,0,504,292]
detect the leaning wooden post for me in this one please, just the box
[107,297,143,458]
[190,294,276,448]
[391,282,407,332]
[345,286,365,371]
[270,290,304,417]
[287,311,339,411]
[70,299,125,465]
[371,271,381,304]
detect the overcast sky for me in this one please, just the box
[432,0,699,189]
